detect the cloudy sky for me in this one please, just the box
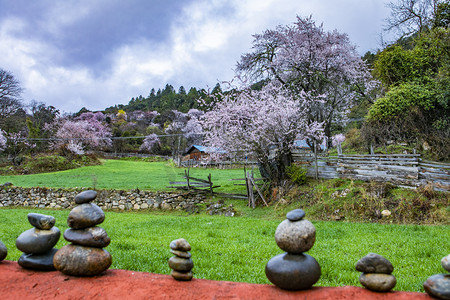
[0,0,391,113]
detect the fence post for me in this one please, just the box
[314,140,319,180]
[208,173,213,195]
[185,169,190,191]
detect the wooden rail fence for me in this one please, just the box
[293,153,450,192]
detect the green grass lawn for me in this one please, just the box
[0,160,253,194]
[0,208,448,292]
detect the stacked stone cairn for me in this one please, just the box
[423,254,450,300]
[168,238,194,281]
[53,190,112,276]
[265,209,321,290]
[15,213,60,270]
[0,240,7,262]
[356,253,396,292]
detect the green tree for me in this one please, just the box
[365,27,450,160]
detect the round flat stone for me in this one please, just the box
[75,190,97,204]
[265,253,321,290]
[18,248,58,271]
[359,273,396,292]
[168,256,193,272]
[286,209,306,221]
[64,227,110,248]
[170,249,191,258]
[16,227,61,254]
[275,219,315,254]
[0,240,7,261]
[171,270,193,281]
[67,203,105,229]
[356,253,394,274]
[424,274,450,300]
[170,239,191,251]
[27,213,55,230]
[442,254,450,272]
[53,244,112,276]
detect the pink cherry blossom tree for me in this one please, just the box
[237,15,377,147]
[202,82,322,184]
[139,133,160,153]
[3,130,36,165]
[184,109,204,145]
[0,130,6,152]
[51,115,112,156]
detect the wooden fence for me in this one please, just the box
[293,152,450,192]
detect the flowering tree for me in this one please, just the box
[202,82,322,184]
[184,109,204,145]
[52,114,112,156]
[139,133,160,153]
[3,131,36,165]
[0,130,6,152]
[237,16,377,147]
[332,133,346,155]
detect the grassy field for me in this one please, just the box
[0,208,448,292]
[0,160,253,194]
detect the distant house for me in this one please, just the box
[184,145,226,161]
[293,140,326,153]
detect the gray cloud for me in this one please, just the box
[0,0,390,113]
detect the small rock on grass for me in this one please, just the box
[356,253,394,274]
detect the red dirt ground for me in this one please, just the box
[0,260,432,300]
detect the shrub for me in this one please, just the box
[25,155,73,173]
[286,164,307,185]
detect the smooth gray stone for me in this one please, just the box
[356,253,394,274]
[64,227,110,248]
[275,219,316,254]
[16,227,60,254]
[28,213,55,230]
[442,255,450,272]
[265,253,321,290]
[0,240,7,261]
[67,203,105,229]
[75,190,97,204]
[18,248,58,271]
[359,273,397,292]
[170,249,191,258]
[286,209,305,221]
[170,238,191,251]
[424,274,450,300]
[168,256,194,272]
[171,270,193,281]
[53,244,112,276]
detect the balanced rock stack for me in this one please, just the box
[53,190,112,276]
[0,240,7,262]
[356,253,396,292]
[423,254,450,300]
[16,213,60,270]
[168,238,194,281]
[265,209,321,290]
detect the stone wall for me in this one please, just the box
[0,187,208,212]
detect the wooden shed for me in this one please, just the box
[185,145,207,160]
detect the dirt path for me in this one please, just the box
[0,261,432,299]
